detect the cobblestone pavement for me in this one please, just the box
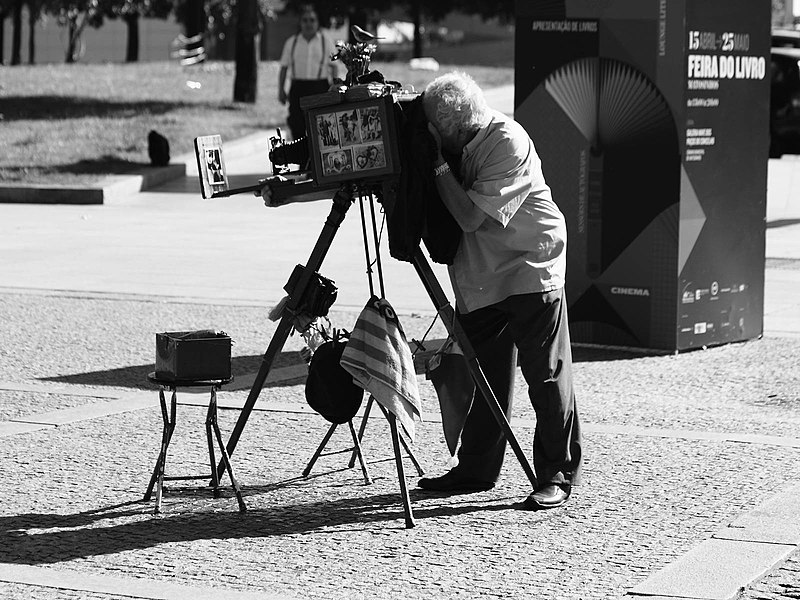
[2,291,800,599]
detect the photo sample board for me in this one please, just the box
[515,0,770,351]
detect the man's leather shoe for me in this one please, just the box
[417,470,495,493]
[524,484,570,510]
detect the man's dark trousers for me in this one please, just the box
[455,288,583,488]
[287,79,330,140]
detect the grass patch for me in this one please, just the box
[0,61,513,185]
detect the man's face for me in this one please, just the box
[300,11,319,36]
[423,99,463,155]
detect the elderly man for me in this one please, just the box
[418,71,583,510]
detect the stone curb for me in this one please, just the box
[0,128,274,207]
[0,163,187,205]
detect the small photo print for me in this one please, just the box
[315,113,340,149]
[337,109,362,146]
[205,148,225,184]
[353,143,386,171]
[321,148,354,176]
[359,107,382,141]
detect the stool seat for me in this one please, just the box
[147,372,233,388]
[143,372,245,514]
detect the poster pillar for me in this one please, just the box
[514,0,770,351]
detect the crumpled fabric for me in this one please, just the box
[426,337,475,456]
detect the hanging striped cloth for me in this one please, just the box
[340,296,422,441]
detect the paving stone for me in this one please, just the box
[3,292,800,599]
[715,484,800,545]
[629,539,795,599]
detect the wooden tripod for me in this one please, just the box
[217,180,538,529]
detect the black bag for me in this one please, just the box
[305,338,364,424]
[283,265,338,317]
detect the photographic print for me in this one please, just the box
[205,149,224,183]
[321,148,354,176]
[353,143,386,171]
[359,107,383,141]
[337,109,362,146]
[194,134,228,199]
[315,113,340,149]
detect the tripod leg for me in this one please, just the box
[303,422,338,477]
[347,420,373,484]
[375,402,425,476]
[206,390,220,498]
[217,189,354,480]
[411,248,538,491]
[348,395,374,468]
[388,412,415,529]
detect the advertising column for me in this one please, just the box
[678,3,769,350]
[514,0,769,351]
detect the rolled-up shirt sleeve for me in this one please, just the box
[466,135,533,228]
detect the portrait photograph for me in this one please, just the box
[315,113,340,149]
[353,143,386,171]
[205,148,224,183]
[337,109,362,147]
[359,107,383,141]
[321,148,354,176]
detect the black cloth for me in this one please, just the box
[288,79,330,140]
[389,94,462,265]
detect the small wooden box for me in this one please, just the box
[155,330,231,381]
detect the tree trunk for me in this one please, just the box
[11,0,22,65]
[184,0,204,38]
[66,20,77,63]
[27,5,36,64]
[411,0,423,58]
[232,0,258,103]
[0,14,6,64]
[125,13,139,62]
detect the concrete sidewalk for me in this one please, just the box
[1,86,800,600]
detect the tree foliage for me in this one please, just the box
[282,0,513,57]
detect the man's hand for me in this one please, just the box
[278,88,288,105]
[255,176,287,207]
[427,122,445,163]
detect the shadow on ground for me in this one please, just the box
[1,96,224,122]
[767,218,800,229]
[37,344,648,390]
[0,488,526,564]
[39,352,305,389]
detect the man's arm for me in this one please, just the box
[278,65,288,105]
[426,124,486,232]
[432,159,486,232]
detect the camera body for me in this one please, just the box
[302,93,401,187]
[269,88,413,191]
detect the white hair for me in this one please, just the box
[423,71,490,138]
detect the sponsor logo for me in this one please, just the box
[694,322,707,334]
[610,286,650,297]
